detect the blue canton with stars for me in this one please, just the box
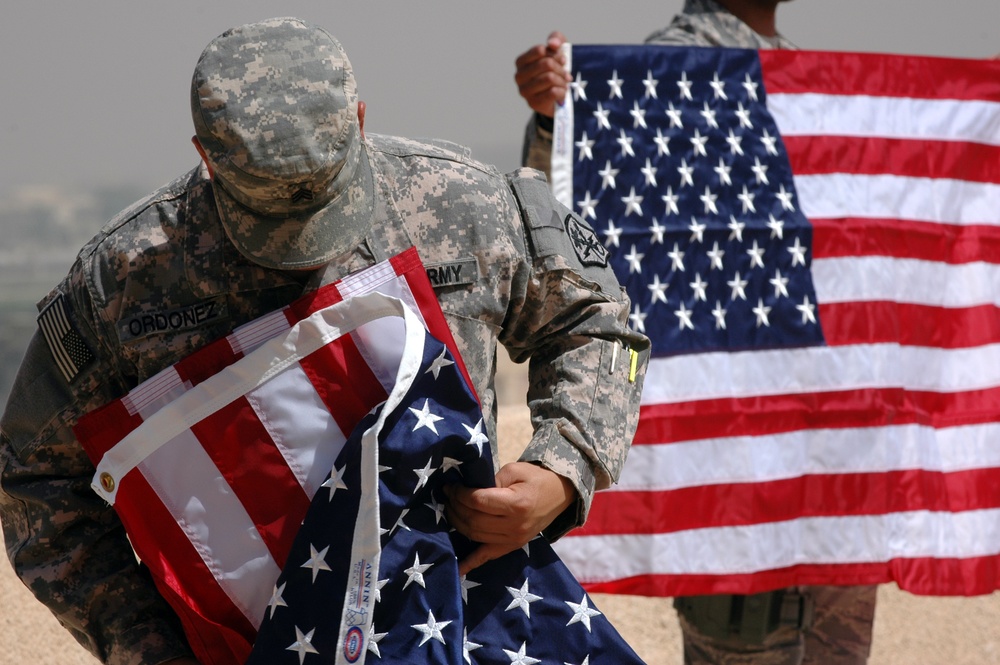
[566,45,824,356]
[245,329,643,665]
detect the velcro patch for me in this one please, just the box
[118,297,228,343]
[564,213,609,267]
[37,294,95,384]
[425,258,478,289]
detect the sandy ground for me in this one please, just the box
[2,358,1000,663]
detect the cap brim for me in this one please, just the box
[213,142,376,271]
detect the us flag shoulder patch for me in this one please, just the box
[38,293,94,383]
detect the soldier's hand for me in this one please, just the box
[444,461,576,576]
[514,31,572,119]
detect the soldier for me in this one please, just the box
[0,17,648,665]
[512,1,878,664]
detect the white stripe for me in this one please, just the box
[229,309,291,356]
[551,42,575,210]
[641,342,1000,405]
[768,93,1000,146]
[554,509,1000,580]
[812,256,1000,307]
[141,428,279,627]
[248,365,348,497]
[38,298,76,380]
[616,422,1000,491]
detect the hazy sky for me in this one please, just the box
[2,0,998,200]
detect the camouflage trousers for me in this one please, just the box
[676,585,878,665]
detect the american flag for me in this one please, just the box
[74,249,642,664]
[550,44,1000,597]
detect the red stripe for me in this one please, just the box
[579,468,1000,536]
[760,50,1000,102]
[785,135,1000,184]
[583,555,1000,597]
[299,336,387,437]
[819,301,1000,349]
[116,472,255,664]
[189,397,310,568]
[74,399,143,461]
[175,337,241,387]
[812,217,1000,264]
[635,386,1000,445]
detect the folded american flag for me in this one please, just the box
[550,44,1000,597]
[75,249,643,664]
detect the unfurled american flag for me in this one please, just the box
[74,249,643,664]
[551,45,1000,597]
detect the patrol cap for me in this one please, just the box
[191,17,375,270]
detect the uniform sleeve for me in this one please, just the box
[520,114,554,181]
[0,269,193,665]
[503,168,650,540]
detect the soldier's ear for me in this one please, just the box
[191,136,215,178]
[358,101,366,139]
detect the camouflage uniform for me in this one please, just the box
[520,2,878,664]
[0,18,648,665]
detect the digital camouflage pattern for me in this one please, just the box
[0,115,648,665]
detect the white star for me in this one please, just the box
[624,244,644,274]
[797,295,818,324]
[286,626,320,665]
[648,274,669,304]
[505,579,543,617]
[709,71,728,99]
[770,269,790,298]
[751,157,769,185]
[746,239,765,268]
[301,544,331,582]
[675,302,695,330]
[767,214,785,239]
[629,304,647,333]
[688,217,707,243]
[603,219,623,247]
[374,577,389,602]
[690,273,708,301]
[413,457,435,491]
[640,158,658,186]
[616,128,635,157]
[630,101,647,129]
[665,101,684,128]
[653,127,671,156]
[566,594,603,631]
[504,641,542,665]
[575,132,595,161]
[662,186,680,215]
[440,457,463,474]
[267,582,287,619]
[460,574,482,603]
[463,628,483,664]
[577,191,598,220]
[700,186,718,214]
[700,102,719,129]
[598,160,619,190]
[707,241,726,270]
[728,272,749,300]
[668,242,686,272]
[650,218,667,244]
[677,159,695,187]
[321,464,347,500]
[621,187,644,217]
[403,552,433,589]
[676,71,693,100]
[735,101,753,129]
[714,158,732,186]
[712,301,728,329]
[737,185,756,213]
[409,399,444,434]
[391,508,412,534]
[412,609,451,647]
[593,102,611,130]
[728,216,746,242]
[566,657,591,665]
[426,347,455,379]
[761,128,779,155]
[643,69,659,98]
[753,298,772,327]
[788,237,808,266]
[607,69,624,99]
[726,128,744,156]
[776,183,796,211]
[463,419,489,456]
[570,71,588,101]
[743,73,759,101]
[690,128,709,157]
[368,623,388,657]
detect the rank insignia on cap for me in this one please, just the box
[564,213,609,268]
[37,293,95,384]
